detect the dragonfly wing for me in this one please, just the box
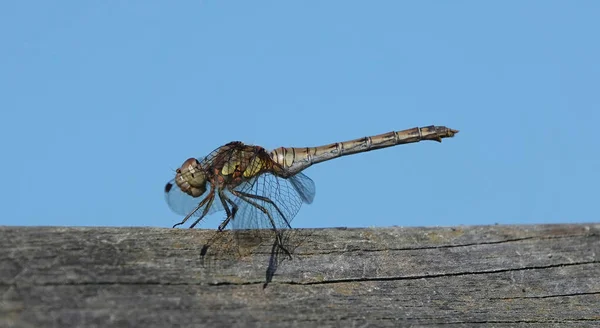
[164,178,224,216]
[289,172,315,204]
[227,173,305,231]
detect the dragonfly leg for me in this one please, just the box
[187,188,216,229]
[217,191,238,231]
[172,193,212,228]
[188,196,215,229]
[230,190,292,259]
[224,198,238,230]
[233,191,293,229]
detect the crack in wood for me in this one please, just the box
[296,233,595,255]
[1,261,597,288]
[489,291,600,300]
[422,319,600,325]
[292,260,600,285]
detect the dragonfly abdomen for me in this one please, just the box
[270,125,458,176]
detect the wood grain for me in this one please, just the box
[1,224,599,327]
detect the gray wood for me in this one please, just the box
[1,224,599,327]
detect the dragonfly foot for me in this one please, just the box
[218,217,231,231]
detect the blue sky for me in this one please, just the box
[1,1,598,229]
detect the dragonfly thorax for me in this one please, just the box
[175,158,207,198]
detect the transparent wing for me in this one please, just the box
[164,178,224,216]
[289,172,315,204]
[227,173,306,231]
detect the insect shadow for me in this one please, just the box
[198,228,313,287]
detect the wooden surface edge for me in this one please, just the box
[1,223,599,327]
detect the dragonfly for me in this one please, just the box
[164,125,458,254]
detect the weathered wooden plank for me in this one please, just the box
[1,224,599,327]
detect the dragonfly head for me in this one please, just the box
[175,158,207,198]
